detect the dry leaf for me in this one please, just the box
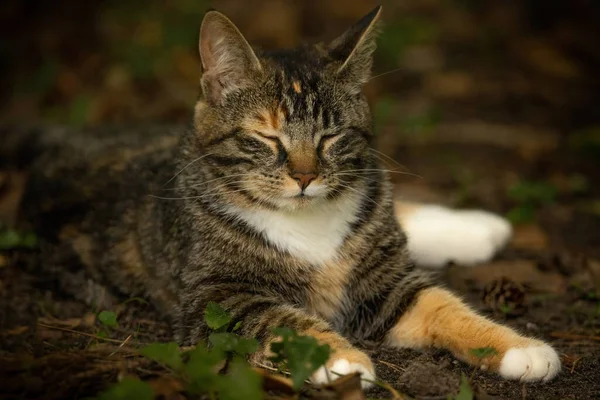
[147,376,185,400]
[511,224,549,250]
[3,326,29,336]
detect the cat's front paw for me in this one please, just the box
[400,205,512,268]
[311,351,375,389]
[499,344,561,382]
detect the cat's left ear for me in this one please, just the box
[328,5,382,92]
[199,11,262,105]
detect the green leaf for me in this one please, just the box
[469,347,498,359]
[235,337,259,355]
[218,358,263,400]
[0,229,21,250]
[209,333,259,356]
[184,343,225,394]
[96,377,154,400]
[454,373,473,400]
[20,232,38,249]
[506,204,536,224]
[209,332,238,352]
[269,327,331,391]
[507,180,557,205]
[567,174,589,194]
[98,311,118,328]
[140,342,182,371]
[232,321,242,332]
[205,302,232,330]
[68,94,93,126]
[499,303,513,314]
[96,330,108,339]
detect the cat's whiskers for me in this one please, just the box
[367,148,411,172]
[334,169,423,179]
[162,152,215,187]
[368,67,404,81]
[162,173,257,191]
[150,179,255,201]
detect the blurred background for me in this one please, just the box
[1,0,600,252]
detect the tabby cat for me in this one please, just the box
[15,6,560,387]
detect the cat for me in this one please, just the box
[11,5,560,388]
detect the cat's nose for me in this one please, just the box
[291,171,317,191]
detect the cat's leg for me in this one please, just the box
[385,287,561,381]
[394,200,512,268]
[178,294,375,388]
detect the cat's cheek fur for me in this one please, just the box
[394,202,512,268]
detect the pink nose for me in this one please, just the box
[291,172,317,190]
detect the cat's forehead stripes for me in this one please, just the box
[273,69,342,133]
[242,107,285,136]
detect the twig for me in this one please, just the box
[551,332,600,342]
[570,356,582,374]
[332,371,407,399]
[37,322,134,345]
[377,359,405,374]
[109,334,132,356]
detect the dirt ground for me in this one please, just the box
[1,1,600,399]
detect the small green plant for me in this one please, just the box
[97,377,154,400]
[469,346,498,359]
[96,302,333,399]
[96,310,118,338]
[98,311,118,328]
[506,180,558,224]
[499,303,514,315]
[269,327,331,390]
[451,373,474,400]
[0,227,38,250]
[205,301,232,330]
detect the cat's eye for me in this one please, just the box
[322,133,343,140]
[318,132,343,146]
[255,132,282,144]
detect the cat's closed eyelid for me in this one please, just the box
[317,132,344,150]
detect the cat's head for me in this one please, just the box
[191,6,382,211]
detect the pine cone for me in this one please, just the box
[482,277,527,316]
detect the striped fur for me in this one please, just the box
[17,6,559,386]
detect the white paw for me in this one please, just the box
[499,345,561,382]
[401,205,512,268]
[311,358,375,389]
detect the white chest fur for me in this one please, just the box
[226,194,362,266]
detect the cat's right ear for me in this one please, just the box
[199,11,262,105]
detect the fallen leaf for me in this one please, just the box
[254,368,295,395]
[511,224,548,250]
[147,376,185,400]
[324,373,365,400]
[3,326,29,336]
